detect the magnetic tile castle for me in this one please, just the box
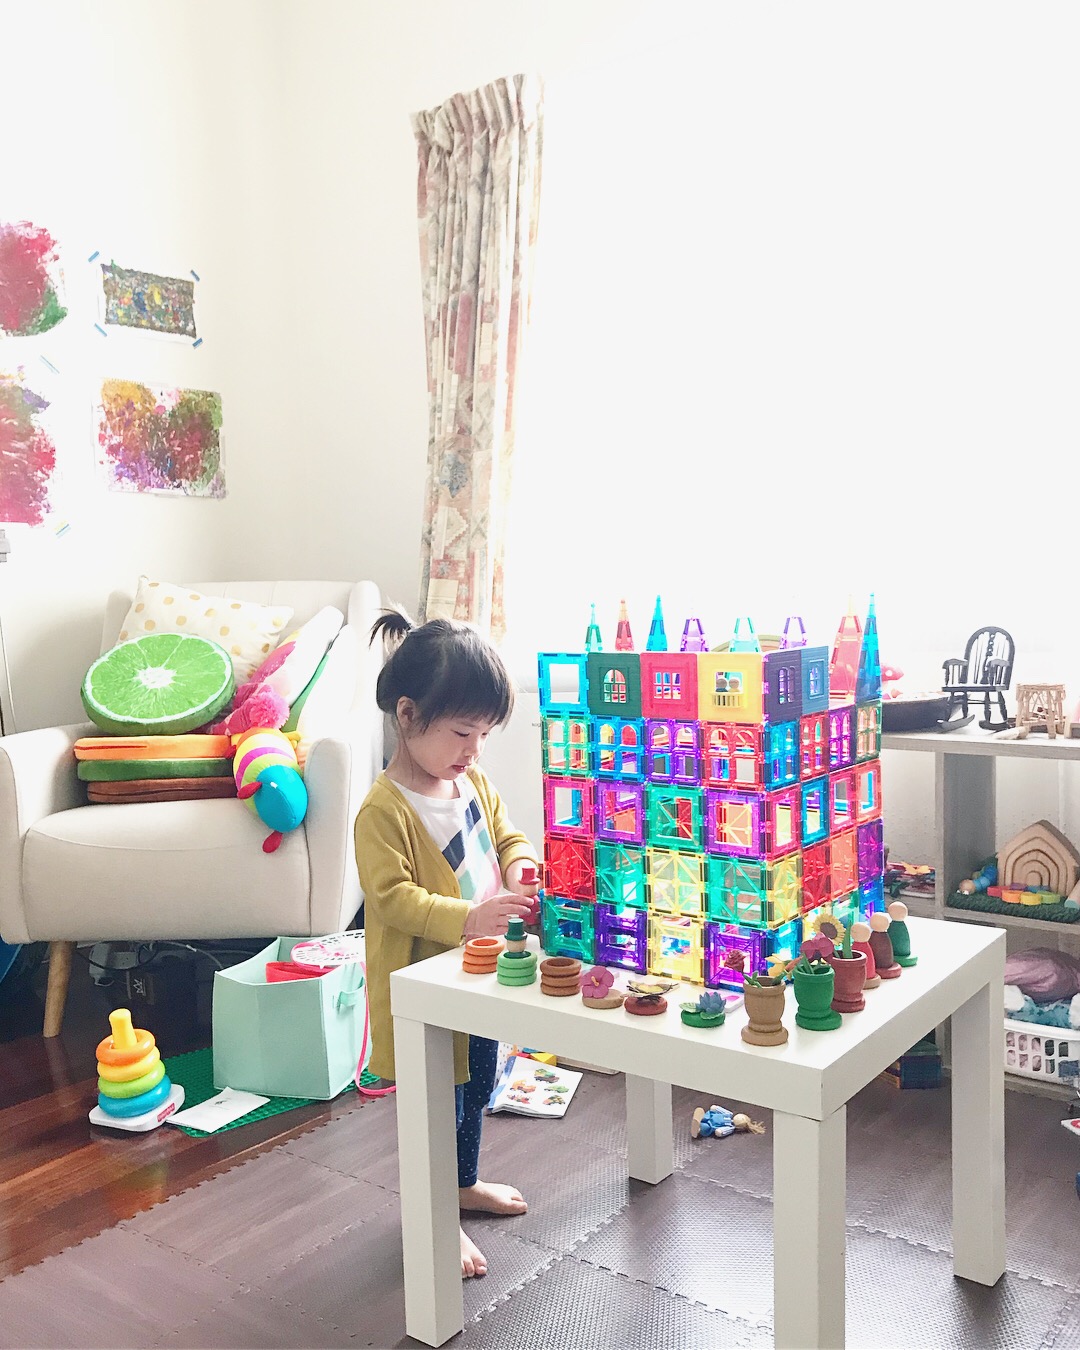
[536,601,885,988]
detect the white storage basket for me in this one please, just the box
[1004,1017,1080,1083]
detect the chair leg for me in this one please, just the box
[43,940,75,1037]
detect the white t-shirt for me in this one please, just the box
[397,777,503,905]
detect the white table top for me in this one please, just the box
[391,915,1004,1120]
[883,725,1080,761]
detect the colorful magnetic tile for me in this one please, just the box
[764,649,802,723]
[594,715,646,780]
[540,894,596,963]
[857,817,884,885]
[858,876,885,914]
[647,913,705,984]
[640,651,699,719]
[766,851,803,925]
[765,784,801,858]
[855,760,882,822]
[704,787,764,857]
[800,646,831,715]
[829,767,858,833]
[801,840,831,913]
[700,722,764,788]
[645,719,699,784]
[595,841,648,909]
[595,901,647,972]
[800,776,830,847]
[646,783,704,852]
[855,701,882,762]
[828,703,855,771]
[696,652,765,725]
[646,847,705,917]
[543,833,596,901]
[595,781,645,845]
[538,652,589,714]
[799,711,829,780]
[586,651,642,719]
[705,854,767,926]
[705,922,766,988]
[542,712,592,777]
[764,720,799,788]
[543,776,595,838]
[766,918,802,970]
[828,829,858,898]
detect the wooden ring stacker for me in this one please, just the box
[463,937,503,974]
[539,956,581,996]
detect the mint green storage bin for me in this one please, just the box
[212,937,367,1100]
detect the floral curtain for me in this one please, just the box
[412,74,544,640]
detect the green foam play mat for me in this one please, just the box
[163,1047,380,1137]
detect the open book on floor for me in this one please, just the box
[487,1054,582,1119]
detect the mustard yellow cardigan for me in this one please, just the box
[355,767,538,1084]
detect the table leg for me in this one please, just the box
[394,1015,462,1346]
[773,1107,846,1350]
[951,978,1005,1285]
[625,1074,673,1184]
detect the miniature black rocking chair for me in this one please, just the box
[942,626,1016,732]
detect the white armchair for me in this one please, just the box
[0,580,385,1035]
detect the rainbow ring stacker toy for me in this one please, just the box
[88,1008,185,1132]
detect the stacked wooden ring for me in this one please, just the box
[540,956,582,997]
[463,937,503,974]
[96,1008,174,1119]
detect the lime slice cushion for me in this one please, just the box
[82,634,235,736]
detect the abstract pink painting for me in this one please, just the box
[96,379,225,497]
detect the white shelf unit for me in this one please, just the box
[882,725,1080,1097]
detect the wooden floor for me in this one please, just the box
[0,945,365,1281]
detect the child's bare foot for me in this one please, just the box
[458,1180,528,1215]
[460,1226,488,1278]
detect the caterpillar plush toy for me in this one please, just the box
[232,728,308,853]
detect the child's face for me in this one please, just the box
[400,707,498,785]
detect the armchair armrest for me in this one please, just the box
[0,721,95,942]
[942,658,967,685]
[303,730,375,937]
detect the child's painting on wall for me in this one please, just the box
[0,370,57,525]
[98,262,197,339]
[0,221,68,337]
[96,378,225,497]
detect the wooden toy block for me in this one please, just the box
[542,712,592,777]
[856,700,882,762]
[857,818,885,885]
[646,718,699,784]
[540,894,596,963]
[855,760,882,823]
[648,913,705,984]
[700,722,764,789]
[586,651,642,719]
[764,720,799,789]
[697,652,765,725]
[764,649,802,724]
[543,833,596,901]
[799,711,829,780]
[829,767,858,832]
[828,829,858,898]
[828,703,855,771]
[595,901,648,972]
[595,840,648,909]
[646,847,705,917]
[646,783,704,852]
[538,652,589,714]
[595,781,645,845]
[544,775,595,838]
[594,715,646,780]
[800,776,830,848]
[640,652,699,719]
[800,646,831,715]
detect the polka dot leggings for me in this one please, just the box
[455,1034,498,1188]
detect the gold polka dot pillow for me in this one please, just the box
[117,577,294,683]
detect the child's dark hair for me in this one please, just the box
[371,609,514,729]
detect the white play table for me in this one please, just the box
[391,915,1005,1348]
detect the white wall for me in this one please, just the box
[5,0,1080,870]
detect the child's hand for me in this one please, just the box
[504,859,541,897]
[463,891,534,940]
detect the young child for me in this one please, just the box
[355,609,539,1280]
